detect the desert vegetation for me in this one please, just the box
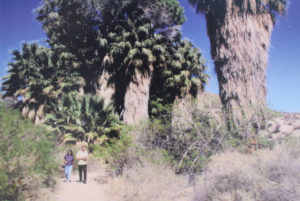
[0,103,57,201]
[193,139,300,201]
[106,158,191,201]
[100,108,300,201]
[1,0,297,201]
[2,0,208,129]
[103,139,300,201]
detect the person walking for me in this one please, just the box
[64,150,75,182]
[76,144,88,184]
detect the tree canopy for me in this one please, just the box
[189,0,287,22]
[2,0,208,143]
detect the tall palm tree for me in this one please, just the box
[36,0,101,93]
[2,43,84,124]
[161,40,208,128]
[98,0,186,124]
[2,43,54,123]
[189,0,287,125]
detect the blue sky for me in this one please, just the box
[1,0,299,112]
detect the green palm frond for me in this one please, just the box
[85,131,99,143]
[188,0,287,23]
[63,133,77,144]
[44,93,122,144]
[59,124,85,134]
[42,85,54,94]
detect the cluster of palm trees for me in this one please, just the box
[2,0,208,143]
[2,0,287,143]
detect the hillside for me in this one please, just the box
[261,112,300,140]
[198,92,300,140]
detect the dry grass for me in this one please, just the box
[193,140,300,201]
[106,158,192,201]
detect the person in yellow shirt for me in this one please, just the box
[76,144,88,183]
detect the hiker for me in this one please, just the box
[76,144,88,183]
[64,150,75,182]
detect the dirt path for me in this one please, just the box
[54,172,110,201]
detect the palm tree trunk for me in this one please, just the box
[206,9,273,125]
[34,103,45,124]
[122,65,154,125]
[96,69,115,106]
[172,95,194,130]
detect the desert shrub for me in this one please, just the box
[106,157,192,201]
[92,123,180,175]
[145,97,279,174]
[0,104,57,201]
[193,140,300,201]
[91,127,135,174]
[144,106,230,174]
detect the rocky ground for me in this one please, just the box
[261,112,300,140]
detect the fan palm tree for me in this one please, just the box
[4,0,209,127]
[2,43,85,124]
[97,0,186,124]
[45,93,122,144]
[163,40,208,98]
[149,39,208,126]
[36,0,102,93]
[188,0,287,125]
[2,43,53,123]
[107,10,167,124]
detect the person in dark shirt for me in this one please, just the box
[64,150,74,182]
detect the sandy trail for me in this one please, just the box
[54,172,109,201]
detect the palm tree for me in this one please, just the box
[2,43,85,124]
[36,0,101,93]
[98,0,186,124]
[45,93,122,144]
[2,43,53,123]
[161,40,208,128]
[189,0,287,125]
[4,0,209,127]
[163,40,208,98]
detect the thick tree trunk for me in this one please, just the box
[206,8,273,125]
[95,69,115,106]
[172,95,194,130]
[34,103,45,124]
[21,103,45,125]
[122,65,154,125]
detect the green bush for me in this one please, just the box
[45,93,122,144]
[91,127,134,174]
[145,107,230,174]
[0,104,57,201]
